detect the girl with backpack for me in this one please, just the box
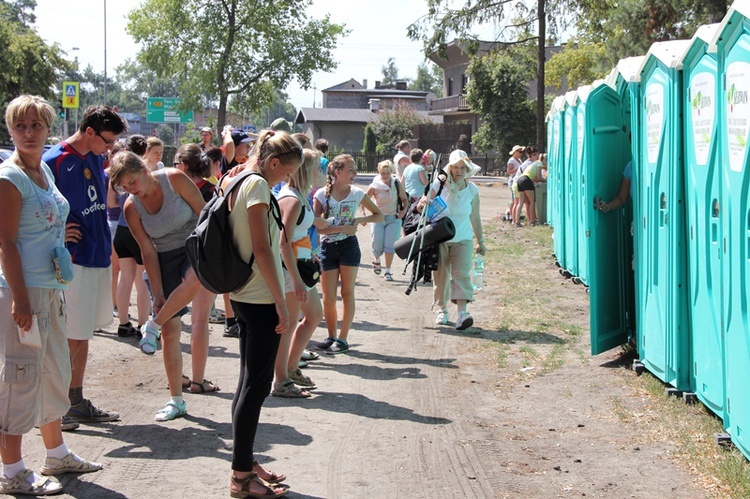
[271,149,328,398]
[313,155,384,354]
[221,130,302,498]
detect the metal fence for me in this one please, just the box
[328,151,506,176]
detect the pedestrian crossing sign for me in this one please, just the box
[62,81,79,108]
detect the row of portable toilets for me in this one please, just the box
[546,0,750,460]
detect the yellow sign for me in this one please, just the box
[62,81,79,109]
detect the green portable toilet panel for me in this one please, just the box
[563,91,579,277]
[552,96,567,266]
[576,84,592,287]
[546,105,557,229]
[679,23,726,422]
[711,0,750,460]
[637,39,692,390]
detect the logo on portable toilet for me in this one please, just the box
[726,62,750,172]
[645,84,665,164]
[690,72,715,166]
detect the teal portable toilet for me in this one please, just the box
[712,0,750,459]
[585,81,633,354]
[680,23,725,422]
[551,96,567,267]
[563,91,579,278]
[575,84,592,286]
[546,105,557,228]
[637,39,692,390]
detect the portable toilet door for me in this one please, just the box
[575,85,592,286]
[585,83,631,354]
[546,108,556,228]
[563,91,579,278]
[712,0,750,460]
[637,40,692,390]
[680,23,725,423]
[552,96,567,268]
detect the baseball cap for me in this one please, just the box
[200,126,213,134]
[231,129,258,146]
[509,145,524,155]
[270,118,292,132]
[445,149,481,177]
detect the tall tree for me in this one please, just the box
[127,0,346,131]
[381,57,408,87]
[410,62,443,96]
[370,100,431,155]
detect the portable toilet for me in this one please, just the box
[712,0,750,460]
[546,107,556,227]
[637,39,692,390]
[563,90,579,278]
[680,23,725,422]
[585,78,633,354]
[575,84,592,286]
[551,96,567,267]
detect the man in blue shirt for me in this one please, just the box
[44,106,127,429]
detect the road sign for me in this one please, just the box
[62,81,79,108]
[146,97,194,124]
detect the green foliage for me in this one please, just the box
[410,62,443,96]
[230,89,297,128]
[545,42,609,90]
[156,124,174,146]
[466,50,536,153]
[362,123,377,154]
[381,58,407,87]
[369,101,431,155]
[127,0,347,131]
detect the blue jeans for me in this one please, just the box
[370,214,401,258]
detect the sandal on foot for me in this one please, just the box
[139,323,160,355]
[154,400,187,422]
[272,379,311,398]
[300,349,319,361]
[230,472,287,498]
[252,461,286,484]
[188,378,220,393]
[372,261,382,275]
[384,271,393,281]
[167,374,192,390]
[0,469,62,495]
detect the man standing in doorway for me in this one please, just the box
[44,105,127,430]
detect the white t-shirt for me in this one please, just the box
[507,157,522,184]
[314,186,365,243]
[276,185,314,259]
[430,176,478,243]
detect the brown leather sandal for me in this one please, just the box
[253,460,286,484]
[188,378,220,393]
[230,472,287,498]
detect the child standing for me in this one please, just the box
[313,155,383,353]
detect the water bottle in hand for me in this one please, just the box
[472,253,485,291]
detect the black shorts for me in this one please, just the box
[516,175,535,192]
[113,225,144,265]
[156,246,191,318]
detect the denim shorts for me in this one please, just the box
[320,236,361,271]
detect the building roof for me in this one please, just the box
[295,108,443,124]
[322,79,365,92]
[321,88,430,98]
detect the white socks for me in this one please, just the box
[46,443,70,460]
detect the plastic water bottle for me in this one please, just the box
[472,253,485,291]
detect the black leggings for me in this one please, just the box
[230,301,281,471]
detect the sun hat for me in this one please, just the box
[270,118,292,132]
[444,149,481,177]
[231,129,258,146]
[509,145,524,155]
[200,126,213,134]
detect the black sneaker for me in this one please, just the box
[66,398,120,423]
[61,415,80,431]
[117,322,138,338]
[223,322,240,338]
[315,337,335,351]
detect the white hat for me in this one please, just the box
[509,144,524,155]
[445,149,481,177]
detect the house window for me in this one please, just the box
[448,77,454,97]
[461,74,468,94]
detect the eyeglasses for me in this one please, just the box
[95,131,116,146]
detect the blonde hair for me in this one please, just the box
[323,154,355,218]
[287,148,320,193]
[146,137,163,152]
[108,150,147,188]
[5,94,55,130]
[252,130,303,175]
[377,160,393,174]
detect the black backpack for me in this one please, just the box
[185,170,282,294]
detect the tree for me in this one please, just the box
[370,100,431,155]
[410,62,443,96]
[380,57,408,87]
[0,0,73,141]
[230,89,297,128]
[127,0,346,132]
[466,50,536,153]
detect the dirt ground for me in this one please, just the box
[17,178,709,498]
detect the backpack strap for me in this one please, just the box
[394,177,404,211]
[277,190,307,226]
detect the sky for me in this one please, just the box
[32,0,449,112]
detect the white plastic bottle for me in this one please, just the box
[472,253,485,291]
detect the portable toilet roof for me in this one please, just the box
[675,24,721,72]
[576,85,592,102]
[564,90,577,107]
[710,0,750,51]
[637,40,692,75]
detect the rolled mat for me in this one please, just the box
[394,217,455,260]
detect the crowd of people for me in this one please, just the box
[0,95,487,497]
[506,145,548,227]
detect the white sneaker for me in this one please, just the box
[435,309,449,325]
[456,311,474,331]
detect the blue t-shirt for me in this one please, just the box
[44,142,111,268]
[402,163,426,198]
[0,161,70,289]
